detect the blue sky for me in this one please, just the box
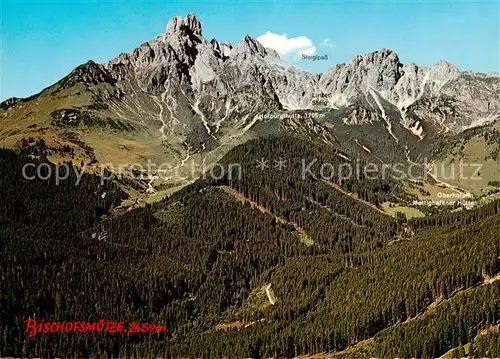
[1,0,499,100]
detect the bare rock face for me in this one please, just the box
[219,42,233,58]
[0,97,23,111]
[233,35,269,57]
[56,13,498,149]
[166,13,202,35]
[316,49,403,106]
[3,13,498,184]
[343,106,380,126]
[59,61,116,89]
[328,49,402,92]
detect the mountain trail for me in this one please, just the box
[265,283,276,305]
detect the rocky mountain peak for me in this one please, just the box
[429,60,461,81]
[3,12,500,187]
[374,48,399,60]
[233,35,269,57]
[319,48,404,103]
[59,60,116,89]
[358,49,401,72]
[32,13,498,149]
[219,41,233,57]
[166,13,202,36]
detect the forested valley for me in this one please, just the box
[0,136,499,358]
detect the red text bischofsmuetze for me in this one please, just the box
[24,319,167,337]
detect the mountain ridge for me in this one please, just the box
[2,13,497,112]
[1,13,499,190]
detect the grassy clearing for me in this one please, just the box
[433,136,500,195]
[144,181,194,204]
[381,202,425,219]
[405,181,465,201]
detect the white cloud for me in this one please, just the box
[320,38,336,50]
[256,31,316,59]
[301,46,316,56]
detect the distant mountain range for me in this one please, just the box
[2,13,500,359]
[1,13,499,192]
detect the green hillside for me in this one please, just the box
[0,136,499,358]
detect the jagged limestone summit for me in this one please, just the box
[1,13,499,187]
